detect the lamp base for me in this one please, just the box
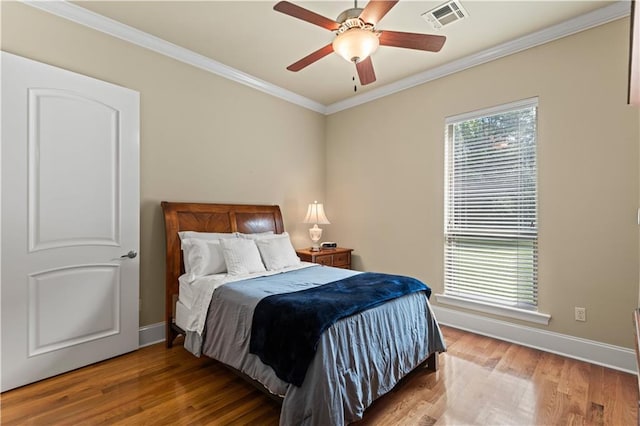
[309,225,323,252]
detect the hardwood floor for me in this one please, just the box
[1,326,636,425]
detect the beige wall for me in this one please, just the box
[3,3,638,349]
[326,18,639,348]
[1,2,326,326]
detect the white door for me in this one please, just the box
[1,52,140,391]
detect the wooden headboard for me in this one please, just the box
[161,202,285,346]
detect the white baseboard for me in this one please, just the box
[137,310,637,374]
[432,305,637,374]
[138,322,165,348]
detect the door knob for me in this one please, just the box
[121,250,137,259]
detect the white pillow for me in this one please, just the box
[220,238,266,275]
[255,233,301,271]
[237,231,275,240]
[178,231,237,242]
[181,238,227,281]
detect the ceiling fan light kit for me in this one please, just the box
[333,28,380,63]
[273,0,446,86]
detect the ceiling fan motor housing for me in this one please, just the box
[336,8,364,25]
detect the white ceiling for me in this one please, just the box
[72,1,618,106]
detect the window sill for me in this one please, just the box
[434,293,551,325]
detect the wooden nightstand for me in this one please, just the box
[296,247,353,269]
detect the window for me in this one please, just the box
[444,98,538,312]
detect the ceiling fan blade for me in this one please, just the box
[356,56,376,85]
[379,30,446,52]
[359,0,399,25]
[274,1,340,31]
[287,44,334,72]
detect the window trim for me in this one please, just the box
[445,97,539,125]
[435,293,550,325]
[443,97,542,314]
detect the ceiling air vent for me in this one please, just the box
[421,0,468,30]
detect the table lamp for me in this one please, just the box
[303,201,330,251]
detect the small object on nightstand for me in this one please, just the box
[321,242,337,249]
[296,247,353,269]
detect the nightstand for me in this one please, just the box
[296,247,353,269]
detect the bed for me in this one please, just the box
[161,201,446,425]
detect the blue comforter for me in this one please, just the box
[249,272,431,386]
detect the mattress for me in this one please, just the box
[177,273,226,333]
[175,299,191,331]
[178,275,197,309]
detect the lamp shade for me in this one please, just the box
[303,201,330,225]
[332,28,380,63]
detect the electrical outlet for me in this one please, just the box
[575,307,586,322]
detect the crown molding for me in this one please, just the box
[22,1,630,116]
[325,1,631,114]
[21,0,327,114]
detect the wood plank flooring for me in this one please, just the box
[1,326,636,425]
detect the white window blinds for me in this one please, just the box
[444,98,538,309]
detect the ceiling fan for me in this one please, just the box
[273,0,446,86]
